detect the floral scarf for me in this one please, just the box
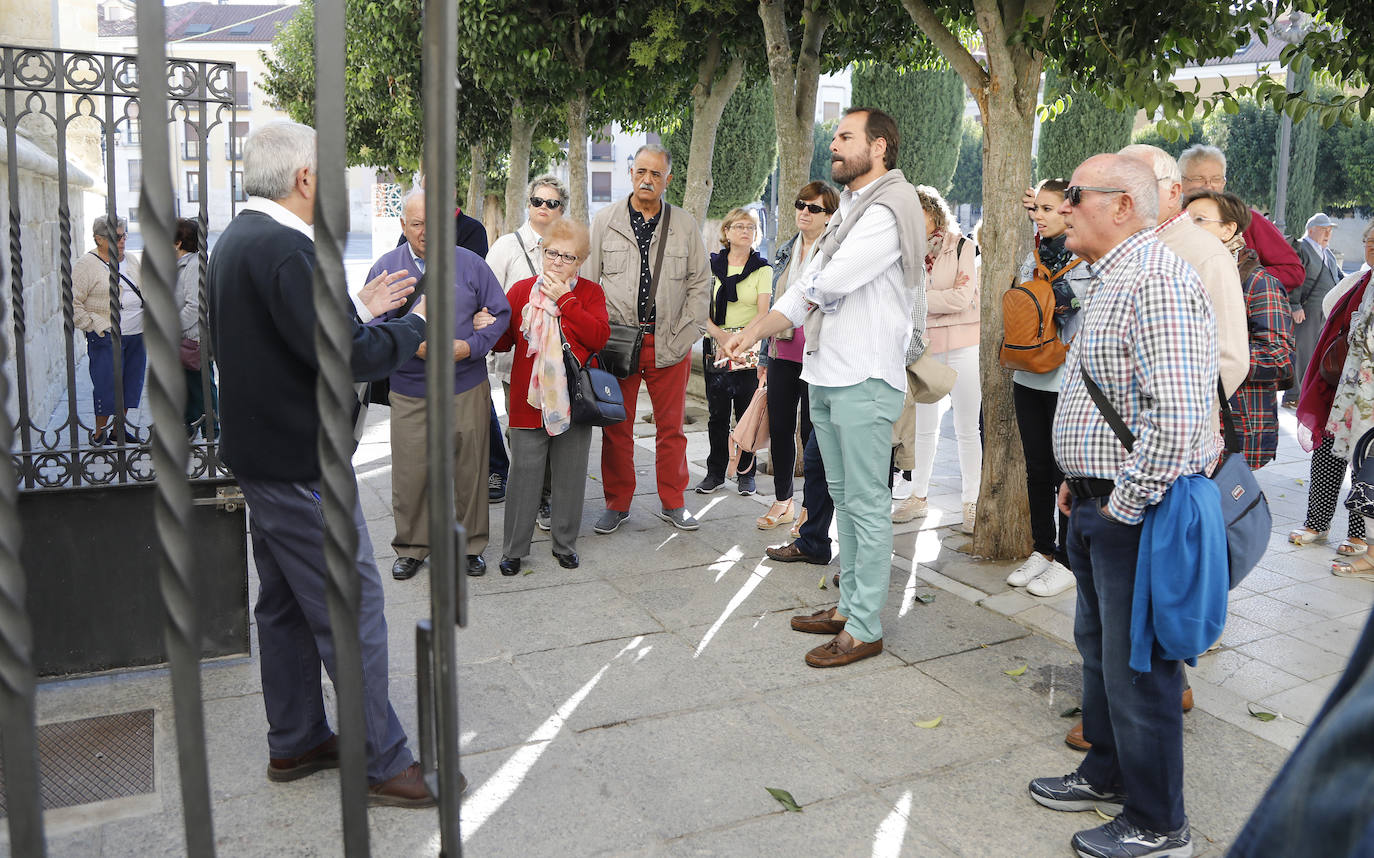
[924,229,945,273]
[521,277,571,436]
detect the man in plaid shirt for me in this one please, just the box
[1027,154,1220,858]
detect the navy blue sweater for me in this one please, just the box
[209,210,425,481]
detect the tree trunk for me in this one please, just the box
[504,100,536,234]
[482,192,503,249]
[566,89,590,223]
[467,143,486,219]
[681,41,746,225]
[760,0,828,244]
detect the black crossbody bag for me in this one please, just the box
[602,205,671,379]
[1080,368,1270,589]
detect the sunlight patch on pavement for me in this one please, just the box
[694,560,771,657]
[457,636,644,843]
[692,496,725,520]
[898,566,923,618]
[871,790,913,858]
[710,545,744,582]
[657,533,679,551]
[911,526,942,565]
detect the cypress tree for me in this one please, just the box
[850,64,964,196]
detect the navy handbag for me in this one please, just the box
[1081,370,1269,589]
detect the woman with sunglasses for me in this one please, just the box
[492,219,609,576]
[755,182,839,531]
[695,208,772,497]
[486,174,569,515]
[1183,189,1294,471]
[1003,179,1095,598]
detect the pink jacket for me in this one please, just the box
[924,232,980,354]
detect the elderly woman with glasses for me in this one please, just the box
[493,219,609,576]
[72,214,146,445]
[695,208,772,497]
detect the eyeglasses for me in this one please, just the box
[1065,186,1127,207]
[1190,215,1228,227]
[1183,175,1225,188]
[543,248,579,265]
[794,200,831,215]
[729,223,756,233]
[529,197,562,209]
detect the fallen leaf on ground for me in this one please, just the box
[817,575,828,590]
[766,787,803,812]
[1060,706,1082,718]
[914,592,935,604]
[914,716,943,728]
[1004,665,1028,677]
[523,569,534,575]
[1095,807,1114,821]
[1247,703,1278,722]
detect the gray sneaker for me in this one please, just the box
[536,500,552,532]
[1029,772,1125,815]
[654,507,700,531]
[593,509,629,534]
[1071,817,1192,858]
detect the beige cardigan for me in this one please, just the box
[924,232,980,354]
[1156,214,1248,396]
[72,251,141,335]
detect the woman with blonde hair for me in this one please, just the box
[695,208,771,496]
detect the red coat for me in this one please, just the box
[496,275,611,430]
[1243,209,1305,292]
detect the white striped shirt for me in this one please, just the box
[773,186,913,392]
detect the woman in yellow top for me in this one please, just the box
[696,208,772,496]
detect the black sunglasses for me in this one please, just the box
[794,200,831,215]
[1065,186,1127,207]
[529,197,563,209]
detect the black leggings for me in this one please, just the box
[704,368,758,480]
[1013,382,1069,565]
[766,358,811,499]
[1305,435,1366,539]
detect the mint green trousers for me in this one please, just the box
[808,378,905,643]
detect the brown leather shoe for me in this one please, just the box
[368,762,437,808]
[766,542,829,565]
[805,633,883,668]
[267,734,340,782]
[790,606,846,635]
[1065,721,1090,751]
[1182,687,1194,712]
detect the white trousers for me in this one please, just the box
[908,344,982,505]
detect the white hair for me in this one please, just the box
[400,187,425,224]
[1115,156,1161,225]
[527,173,568,205]
[1119,143,1182,185]
[242,120,317,201]
[632,143,672,174]
[93,214,126,239]
[1179,144,1226,176]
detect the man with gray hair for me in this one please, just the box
[209,120,445,807]
[1178,143,1304,290]
[1027,153,1218,858]
[1287,212,1344,406]
[585,143,711,534]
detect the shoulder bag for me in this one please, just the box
[563,340,627,427]
[1080,368,1269,589]
[602,205,671,379]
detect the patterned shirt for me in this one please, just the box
[1230,264,1294,469]
[1053,228,1221,524]
[628,200,661,328]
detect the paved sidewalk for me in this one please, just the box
[17,390,1353,857]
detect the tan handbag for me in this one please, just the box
[727,385,770,478]
[905,352,957,404]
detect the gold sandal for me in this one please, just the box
[1332,554,1374,579]
[757,499,796,530]
[789,507,807,539]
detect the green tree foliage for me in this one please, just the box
[810,118,837,182]
[1202,94,1320,227]
[1130,119,1205,159]
[1315,119,1374,211]
[1035,67,1134,183]
[948,117,982,211]
[663,78,777,217]
[850,64,964,195]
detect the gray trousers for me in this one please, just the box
[503,424,592,559]
[238,477,414,784]
[1286,293,1327,402]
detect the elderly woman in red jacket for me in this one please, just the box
[494,219,610,576]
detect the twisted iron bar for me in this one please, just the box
[312,0,370,851]
[136,3,215,854]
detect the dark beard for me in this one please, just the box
[830,152,870,187]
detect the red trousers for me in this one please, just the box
[601,334,691,512]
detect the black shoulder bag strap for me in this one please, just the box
[513,232,539,278]
[1080,367,1240,455]
[641,204,672,325]
[93,252,143,305]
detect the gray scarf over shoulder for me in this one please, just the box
[803,169,928,363]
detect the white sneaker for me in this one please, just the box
[960,502,977,534]
[1027,560,1076,597]
[1007,553,1051,587]
[892,473,913,500]
[892,495,928,523]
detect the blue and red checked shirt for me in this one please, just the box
[1053,228,1222,524]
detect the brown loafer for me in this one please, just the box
[766,542,829,565]
[267,734,340,782]
[791,606,847,635]
[1065,721,1090,751]
[805,633,883,668]
[368,762,437,808]
[1182,687,1194,712]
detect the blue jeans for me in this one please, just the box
[237,477,415,784]
[794,432,834,560]
[86,330,146,417]
[1228,609,1374,856]
[1069,496,1186,834]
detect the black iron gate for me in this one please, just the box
[0,0,466,853]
